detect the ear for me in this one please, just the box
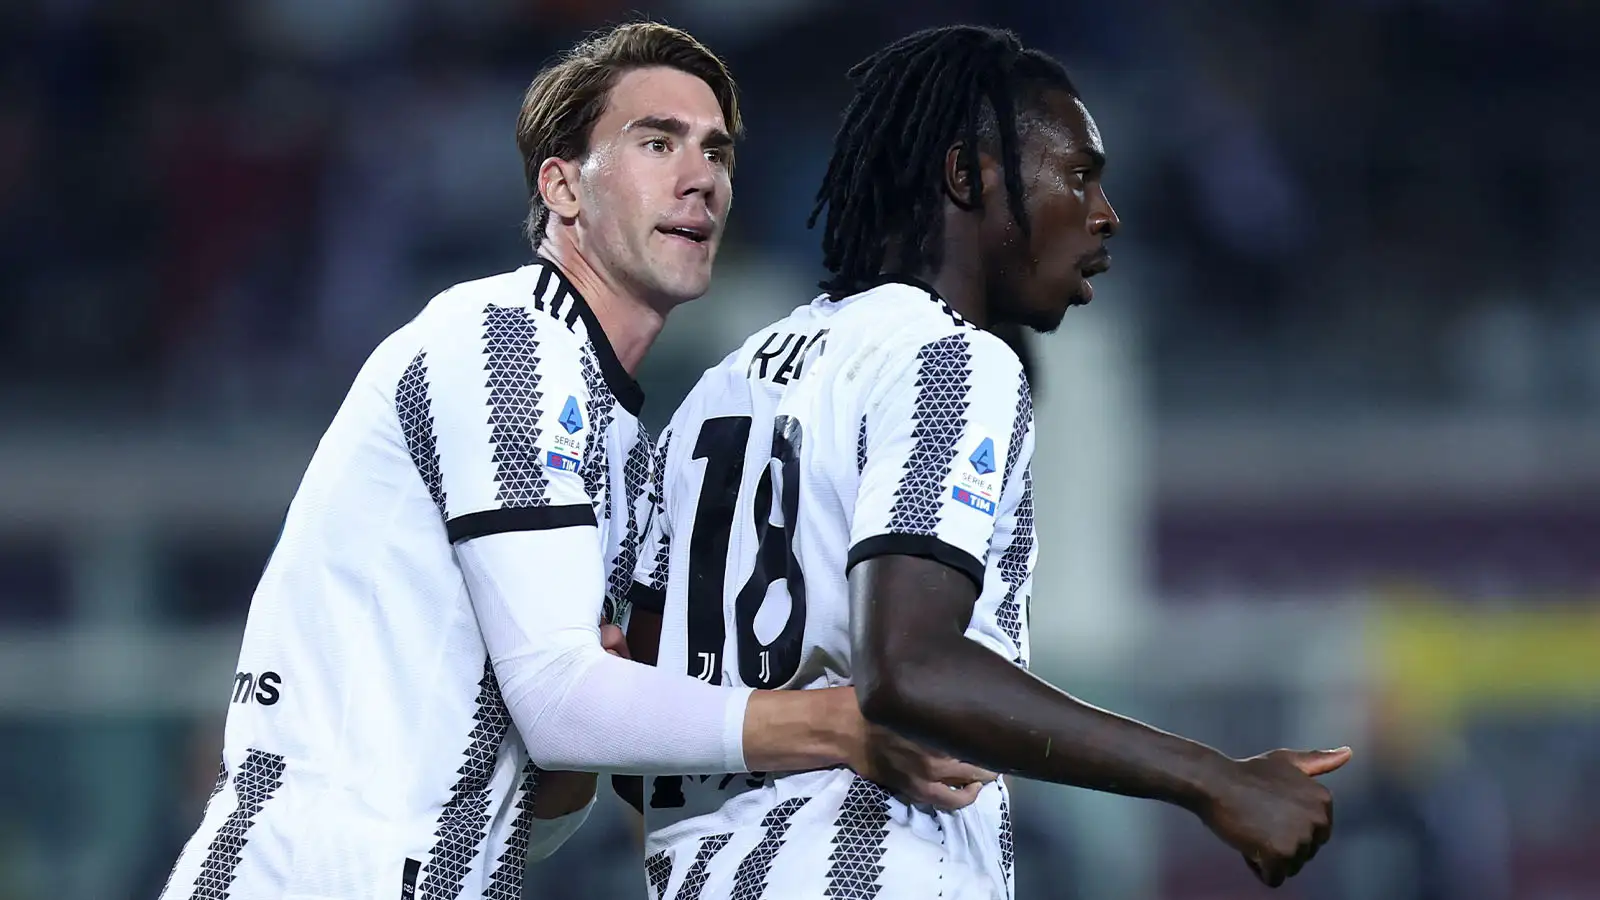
[942,142,993,211]
[536,156,583,222]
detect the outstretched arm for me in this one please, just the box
[852,555,1223,803]
[850,555,1347,886]
[845,330,1345,887]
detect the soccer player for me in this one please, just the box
[626,25,1348,898]
[158,23,988,900]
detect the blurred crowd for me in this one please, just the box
[2,1,1597,898]
[2,0,1595,421]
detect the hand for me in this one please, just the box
[850,721,999,812]
[1195,747,1351,888]
[600,623,631,660]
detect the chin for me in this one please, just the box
[1017,304,1069,335]
[650,270,713,306]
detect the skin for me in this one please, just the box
[926,92,1117,332]
[536,66,735,372]
[856,87,1349,889]
[528,65,990,819]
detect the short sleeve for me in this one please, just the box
[399,302,601,543]
[846,330,1034,591]
[627,425,674,615]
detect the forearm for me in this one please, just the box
[502,646,750,775]
[860,640,1224,811]
[741,687,860,773]
[624,601,861,775]
[462,533,751,775]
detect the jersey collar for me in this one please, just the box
[855,273,973,329]
[535,259,646,417]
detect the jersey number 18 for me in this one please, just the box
[683,415,808,690]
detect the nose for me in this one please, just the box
[678,146,718,202]
[1090,185,1120,239]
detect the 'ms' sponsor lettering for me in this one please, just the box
[232,671,283,706]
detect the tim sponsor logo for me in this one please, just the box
[546,450,581,473]
[232,671,282,706]
[951,486,996,516]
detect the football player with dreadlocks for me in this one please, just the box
[625,26,1348,898]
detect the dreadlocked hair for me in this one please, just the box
[808,26,1078,295]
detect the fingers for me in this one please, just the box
[912,780,987,812]
[1244,855,1285,889]
[1313,814,1332,850]
[600,623,631,659]
[1287,746,1352,777]
[926,759,999,788]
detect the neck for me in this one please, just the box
[885,238,989,329]
[536,229,665,375]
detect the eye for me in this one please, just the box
[645,137,670,154]
[704,147,725,165]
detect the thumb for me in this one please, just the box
[1287,746,1352,777]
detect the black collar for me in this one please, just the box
[534,259,646,417]
[854,273,972,329]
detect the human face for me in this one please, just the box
[984,92,1119,332]
[575,66,733,308]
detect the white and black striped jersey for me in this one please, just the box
[630,278,1037,900]
[160,260,654,900]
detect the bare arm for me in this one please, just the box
[851,555,1221,807]
[851,554,1348,887]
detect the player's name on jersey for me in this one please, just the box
[747,328,829,386]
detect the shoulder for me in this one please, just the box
[866,322,1024,402]
[416,267,590,369]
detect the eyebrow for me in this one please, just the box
[624,115,734,149]
[1076,146,1107,170]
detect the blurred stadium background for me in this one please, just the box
[1,0,1597,897]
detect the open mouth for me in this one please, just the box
[1074,253,1111,305]
[659,225,710,244]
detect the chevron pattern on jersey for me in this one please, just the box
[187,749,286,900]
[672,833,732,900]
[607,430,654,621]
[1001,377,1032,491]
[885,334,973,535]
[642,427,673,592]
[209,758,227,799]
[645,850,674,900]
[823,777,893,899]
[482,762,541,900]
[398,350,448,517]
[999,787,1017,891]
[420,660,512,899]
[578,343,617,520]
[995,471,1034,663]
[482,305,550,506]
[856,416,868,475]
[728,797,811,900]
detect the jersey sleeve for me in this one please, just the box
[847,330,1033,591]
[626,425,675,616]
[415,303,600,542]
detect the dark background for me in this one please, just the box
[0,0,1595,897]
